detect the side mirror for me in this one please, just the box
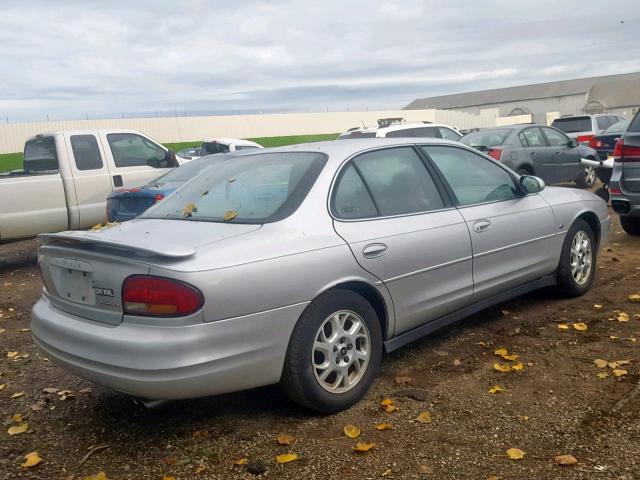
[519,175,545,194]
[568,139,579,148]
[166,149,179,167]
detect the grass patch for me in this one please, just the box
[1,133,340,173]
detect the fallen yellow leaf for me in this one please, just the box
[162,477,176,480]
[375,423,393,430]
[353,442,376,453]
[83,472,108,480]
[616,360,631,366]
[512,363,524,371]
[382,468,393,477]
[593,304,603,309]
[613,369,628,377]
[596,372,608,379]
[276,453,298,464]
[384,404,398,413]
[7,351,18,358]
[234,458,248,465]
[554,454,578,466]
[488,385,504,394]
[0,384,5,391]
[10,391,25,399]
[506,448,525,460]
[415,412,432,424]
[276,434,295,445]
[494,348,508,357]
[610,336,619,341]
[617,312,630,322]
[20,451,41,468]
[223,210,238,221]
[12,413,22,423]
[380,398,394,406]
[572,322,588,331]
[195,464,206,474]
[493,363,512,373]
[8,423,28,435]
[503,354,519,361]
[608,361,619,369]
[343,425,361,439]
[628,294,640,303]
[594,359,608,368]
[557,323,570,330]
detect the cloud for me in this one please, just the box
[0,0,638,121]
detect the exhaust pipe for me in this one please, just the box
[130,397,168,409]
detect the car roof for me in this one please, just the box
[202,138,262,147]
[378,122,454,132]
[236,138,464,167]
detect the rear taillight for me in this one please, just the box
[122,275,204,317]
[589,137,603,149]
[154,194,165,203]
[487,148,502,161]
[613,138,640,162]
[577,134,594,144]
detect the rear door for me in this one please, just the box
[420,145,558,300]
[100,132,176,188]
[621,114,640,193]
[331,146,473,335]
[518,127,557,182]
[64,133,113,228]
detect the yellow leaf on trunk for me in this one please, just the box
[20,451,41,468]
[223,210,238,221]
[276,453,298,464]
[343,425,361,438]
[506,448,525,460]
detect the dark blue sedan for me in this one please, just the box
[107,153,238,222]
[589,119,630,160]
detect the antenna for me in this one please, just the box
[361,120,366,128]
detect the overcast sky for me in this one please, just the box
[1,0,639,121]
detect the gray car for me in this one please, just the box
[611,111,640,235]
[551,114,626,143]
[31,139,610,413]
[461,125,599,188]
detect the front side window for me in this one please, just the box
[348,147,445,216]
[71,135,103,170]
[521,128,546,147]
[542,128,569,147]
[438,127,461,140]
[107,133,173,168]
[332,164,377,219]
[422,146,518,206]
[143,152,326,224]
[21,136,59,174]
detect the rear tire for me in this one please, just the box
[620,216,640,235]
[556,219,596,296]
[281,289,382,413]
[576,165,596,188]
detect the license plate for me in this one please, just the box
[49,257,95,305]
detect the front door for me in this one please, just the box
[420,145,558,300]
[331,146,473,335]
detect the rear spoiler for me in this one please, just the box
[38,231,196,258]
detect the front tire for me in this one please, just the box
[280,289,382,413]
[620,216,640,235]
[576,165,596,188]
[556,219,596,296]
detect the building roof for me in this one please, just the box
[404,71,640,110]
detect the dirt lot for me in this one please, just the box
[1,210,639,480]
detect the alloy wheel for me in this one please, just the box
[570,230,592,285]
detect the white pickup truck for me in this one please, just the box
[0,129,180,242]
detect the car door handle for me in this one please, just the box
[530,151,536,156]
[362,243,387,258]
[473,220,492,233]
[113,175,123,187]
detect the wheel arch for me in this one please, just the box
[576,210,601,249]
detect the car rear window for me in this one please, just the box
[552,117,592,133]
[23,136,59,173]
[338,131,376,139]
[604,120,629,134]
[202,141,231,154]
[149,153,238,186]
[142,152,327,224]
[460,129,511,147]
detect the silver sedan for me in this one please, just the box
[32,139,610,413]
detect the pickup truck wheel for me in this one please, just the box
[576,165,596,188]
[556,219,596,296]
[620,216,640,235]
[281,289,382,413]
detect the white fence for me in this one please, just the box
[0,109,498,154]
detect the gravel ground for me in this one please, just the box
[1,207,639,480]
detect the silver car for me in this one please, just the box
[32,139,610,413]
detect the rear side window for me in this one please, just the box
[520,128,546,147]
[70,135,103,171]
[542,128,569,147]
[385,127,438,138]
[107,133,173,168]
[23,137,59,174]
[596,116,614,130]
[349,147,445,216]
[422,146,518,206]
[438,127,461,140]
[552,117,592,133]
[332,164,378,219]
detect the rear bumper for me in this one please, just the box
[31,296,308,400]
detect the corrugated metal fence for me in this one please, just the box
[0,109,498,154]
